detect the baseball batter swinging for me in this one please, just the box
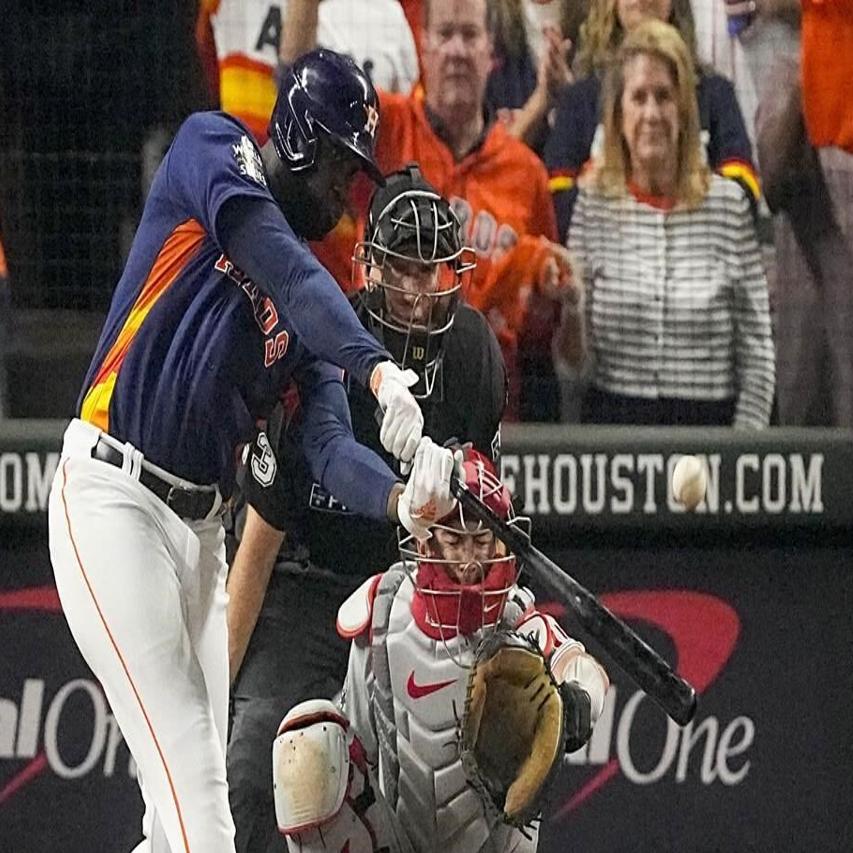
[47,50,459,853]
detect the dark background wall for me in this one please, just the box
[2,423,851,851]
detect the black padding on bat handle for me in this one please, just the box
[451,473,698,726]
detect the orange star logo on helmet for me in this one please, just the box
[365,105,379,137]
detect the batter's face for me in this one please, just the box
[422,0,493,120]
[267,136,362,240]
[374,256,453,328]
[300,137,361,238]
[430,520,497,584]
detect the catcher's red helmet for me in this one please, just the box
[400,451,525,639]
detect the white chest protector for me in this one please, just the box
[340,566,541,853]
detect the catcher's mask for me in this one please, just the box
[399,452,527,639]
[353,164,475,399]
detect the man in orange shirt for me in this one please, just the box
[284,0,577,420]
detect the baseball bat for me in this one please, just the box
[450,473,698,726]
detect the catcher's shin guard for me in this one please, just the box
[273,699,351,835]
[272,699,386,853]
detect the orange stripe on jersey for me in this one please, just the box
[80,219,206,432]
[718,158,761,202]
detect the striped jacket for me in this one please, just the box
[567,176,775,428]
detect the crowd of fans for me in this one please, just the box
[1,0,851,428]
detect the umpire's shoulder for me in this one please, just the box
[450,301,492,338]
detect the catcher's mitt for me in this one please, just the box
[460,630,566,828]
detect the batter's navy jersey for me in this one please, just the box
[78,112,389,499]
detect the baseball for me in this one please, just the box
[672,455,707,511]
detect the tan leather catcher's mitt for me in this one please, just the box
[460,630,566,827]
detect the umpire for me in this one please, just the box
[226,165,507,852]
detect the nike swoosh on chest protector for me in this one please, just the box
[406,671,457,700]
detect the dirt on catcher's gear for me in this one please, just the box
[460,629,567,828]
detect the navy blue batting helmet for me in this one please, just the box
[269,49,384,184]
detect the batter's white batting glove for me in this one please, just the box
[397,438,463,541]
[370,360,424,463]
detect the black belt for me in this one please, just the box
[91,439,219,520]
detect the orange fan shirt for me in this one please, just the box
[802,0,853,153]
[374,90,558,325]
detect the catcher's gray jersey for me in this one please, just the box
[338,564,597,853]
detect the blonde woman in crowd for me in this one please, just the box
[545,0,758,241]
[557,20,775,427]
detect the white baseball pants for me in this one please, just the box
[48,418,236,852]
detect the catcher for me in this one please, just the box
[271,453,609,853]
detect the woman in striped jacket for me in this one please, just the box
[555,20,775,428]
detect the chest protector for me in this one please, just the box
[367,567,537,853]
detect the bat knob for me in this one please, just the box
[673,688,698,726]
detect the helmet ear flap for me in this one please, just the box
[273,85,319,172]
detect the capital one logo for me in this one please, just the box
[1,678,133,786]
[540,590,752,819]
[0,586,134,806]
[0,586,750,813]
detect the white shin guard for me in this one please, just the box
[272,699,352,835]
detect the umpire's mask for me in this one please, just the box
[353,164,475,399]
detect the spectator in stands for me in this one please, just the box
[756,0,853,427]
[487,0,590,154]
[196,0,420,287]
[689,0,759,148]
[545,0,759,241]
[197,0,418,141]
[559,20,775,428]
[283,0,577,421]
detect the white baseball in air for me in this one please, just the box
[672,455,707,512]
